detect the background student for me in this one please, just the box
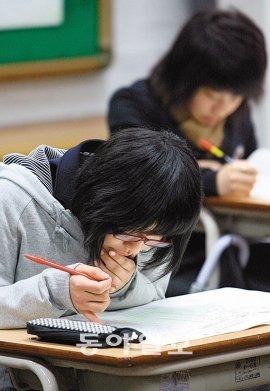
[0,128,202,390]
[107,8,268,295]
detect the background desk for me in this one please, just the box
[2,326,270,390]
[205,196,270,238]
[195,197,270,291]
[0,116,109,159]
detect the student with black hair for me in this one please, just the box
[108,8,266,197]
[0,128,202,389]
[107,8,268,295]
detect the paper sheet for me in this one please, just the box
[248,149,270,200]
[95,288,270,346]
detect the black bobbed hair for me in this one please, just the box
[72,128,202,276]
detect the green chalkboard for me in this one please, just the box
[0,0,111,78]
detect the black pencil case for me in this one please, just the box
[27,317,145,348]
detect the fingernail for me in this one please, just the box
[109,251,116,256]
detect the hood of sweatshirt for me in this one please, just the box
[1,140,103,244]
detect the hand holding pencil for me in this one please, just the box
[198,139,257,196]
[25,254,113,323]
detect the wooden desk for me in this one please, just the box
[206,196,270,238]
[2,326,270,390]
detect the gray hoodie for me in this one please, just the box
[0,146,169,329]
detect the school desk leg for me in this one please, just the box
[0,355,59,391]
[199,207,221,289]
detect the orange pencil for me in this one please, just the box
[199,139,233,163]
[24,254,116,288]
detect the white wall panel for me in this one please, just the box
[0,0,188,127]
[218,0,270,147]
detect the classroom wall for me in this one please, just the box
[0,0,188,127]
[218,0,270,147]
[0,0,269,147]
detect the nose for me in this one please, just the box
[209,97,233,118]
[210,101,225,117]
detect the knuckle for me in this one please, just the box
[90,285,104,294]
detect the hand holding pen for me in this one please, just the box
[25,254,113,323]
[198,139,257,196]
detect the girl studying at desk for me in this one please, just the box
[0,128,202,390]
[107,8,269,297]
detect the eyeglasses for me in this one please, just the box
[113,233,172,248]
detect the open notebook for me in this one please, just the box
[65,287,270,347]
[248,148,270,200]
